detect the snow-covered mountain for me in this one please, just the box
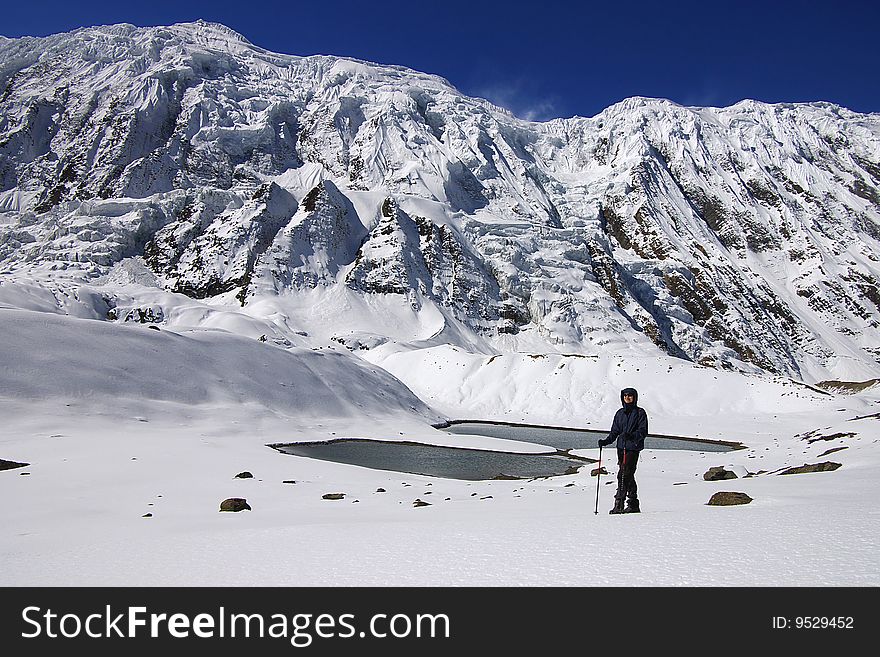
[2,20,880,382]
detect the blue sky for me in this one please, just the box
[2,0,877,121]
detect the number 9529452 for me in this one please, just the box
[795,617,853,629]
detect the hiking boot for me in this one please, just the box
[609,500,625,514]
[624,500,640,514]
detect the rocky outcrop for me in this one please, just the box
[778,462,842,475]
[247,180,367,296]
[155,183,298,302]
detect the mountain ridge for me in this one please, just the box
[1,21,879,383]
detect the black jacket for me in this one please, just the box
[605,387,648,452]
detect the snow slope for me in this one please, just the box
[1,302,878,586]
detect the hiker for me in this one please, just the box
[598,387,648,514]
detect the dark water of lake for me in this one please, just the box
[274,439,590,481]
[273,422,741,482]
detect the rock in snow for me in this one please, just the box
[219,498,251,512]
[707,492,753,506]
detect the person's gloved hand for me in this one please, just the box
[598,438,613,447]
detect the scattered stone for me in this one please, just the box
[778,461,842,475]
[0,459,29,471]
[235,471,254,479]
[375,488,386,493]
[564,482,576,487]
[480,495,493,500]
[282,480,297,484]
[817,446,849,458]
[322,493,345,500]
[19,472,30,476]
[142,513,153,518]
[147,325,160,331]
[707,492,753,506]
[703,466,738,481]
[413,499,431,507]
[219,498,251,512]
[591,466,608,477]
[673,482,688,485]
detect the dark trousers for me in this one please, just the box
[615,449,639,504]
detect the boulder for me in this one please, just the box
[413,499,431,507]
[322,493,345,500]
[234,471,254,479]
[707,492,752,506]
[779,461,842,475]
[219,497,251,512]
[703,466,737,481]
[591,466,609,477]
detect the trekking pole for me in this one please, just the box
[594,444,602,515]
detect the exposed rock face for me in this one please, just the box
[247,180,367,296]
[707,492,753,506]
[147,182,298,301]
[2,21,880,381]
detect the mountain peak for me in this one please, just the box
[1,21,879,382]
[165,20,254,46]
